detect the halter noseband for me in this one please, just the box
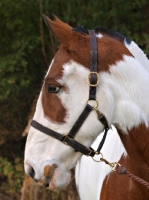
[31,30,109,157]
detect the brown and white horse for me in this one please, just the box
[24,15,149,199]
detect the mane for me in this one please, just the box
[95,27,131,45]
[73,26,131,45]
[72,26,89,35]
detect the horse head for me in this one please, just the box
[24,15,149,190]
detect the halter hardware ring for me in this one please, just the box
[109,162,121,172]
[87,72,100,87]
[86,99,98,110]
[92,152,103,162]
[92,152,121,171]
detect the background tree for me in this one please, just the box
[0,0,149,199]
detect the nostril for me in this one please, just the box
[25,163,35,179]
[28,167,35,179]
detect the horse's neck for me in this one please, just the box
[114,40,149,129]
[108,52,149,175]
[109,55,149,132]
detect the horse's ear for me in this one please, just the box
[51,14,72,29]
[42,14,89,50]
[42,14,72,45]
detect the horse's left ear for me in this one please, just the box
[42,14,89,51]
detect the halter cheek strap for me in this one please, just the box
[88,29,98,100]
[31,30,109,157]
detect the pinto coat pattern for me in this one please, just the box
[24,15,149,199]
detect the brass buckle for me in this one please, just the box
[62,134,74,146]
[86,149,99,157]
[87,72,100,87]
[86,148,93,157]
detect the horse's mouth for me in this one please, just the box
[36,179,49,187]
[40,163,58,188]
[36,177,66,190]
[43,179,50,188]
[37,168,74,190]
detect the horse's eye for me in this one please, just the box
[48,86,61,93]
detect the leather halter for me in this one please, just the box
[31,30,109,157]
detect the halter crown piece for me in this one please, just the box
[31,30,109,157]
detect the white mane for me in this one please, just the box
[125,40,149,73]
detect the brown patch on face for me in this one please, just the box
[44,164,58,179]
[41,47,71,123]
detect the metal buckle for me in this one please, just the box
[86,148,97,157]
[62,134,74,146]
[87,148,93,156]
[87,72,100,87]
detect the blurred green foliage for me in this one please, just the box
[0,0,149,198]
[0,156,24,197]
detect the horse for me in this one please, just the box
[24,14,149,200]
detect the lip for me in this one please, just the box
[44,182,50,188]
[41,163,58,188]
[30,163,73,190]
[49,169,73,190]
[49,180,56,189]
[36,179,50,187]
[36,177,55,189]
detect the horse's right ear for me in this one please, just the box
[42,14,51,29]
[42,14,89,51]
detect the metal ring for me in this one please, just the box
[87,72,100,87]
[92,152,103,162]
[110,162,121,172]
[86,99,98,110]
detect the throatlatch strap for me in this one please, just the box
[96,113,109,153]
